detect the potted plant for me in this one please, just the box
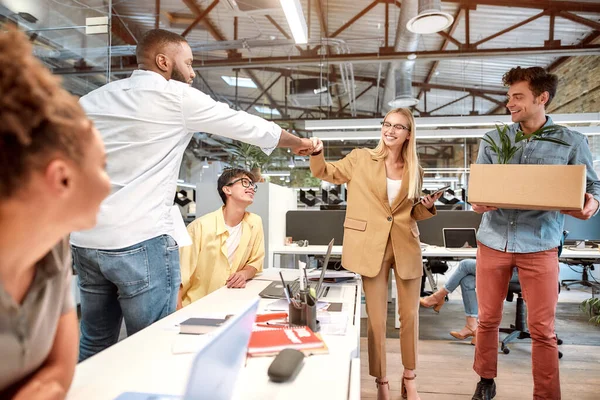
[468,123,587,211]
[229,142,272,182]
[580,297,600,326]
[480,124,568,164]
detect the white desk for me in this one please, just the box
[67,269,361,400]
[422,245,600,260]
[272,244,599,260]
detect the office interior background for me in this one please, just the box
[3,1,599,398]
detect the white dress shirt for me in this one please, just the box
[71,70,281,249]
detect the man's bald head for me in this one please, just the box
[136,29,195,84]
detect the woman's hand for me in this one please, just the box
[421,191,443,210]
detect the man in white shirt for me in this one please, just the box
[71,29,319,361]
[178,168,265,308]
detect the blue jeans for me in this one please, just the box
[72,235,181,362]
[444,259,478,318]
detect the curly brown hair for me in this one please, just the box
[0,27,92,199]
[502,66,558,107]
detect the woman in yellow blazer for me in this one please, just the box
[310,108,441,400]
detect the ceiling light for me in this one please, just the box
[202,158,210,169]
[288,157,296,168]
[279,0,308,44]
[407,0,454,34]
[254,106,281,116]
[305,113,600,131]
[221,76,257,88]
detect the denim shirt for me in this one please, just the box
[475,116,600,253]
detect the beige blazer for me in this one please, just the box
[310,148,436,279]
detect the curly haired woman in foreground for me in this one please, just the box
[0,28,110,399]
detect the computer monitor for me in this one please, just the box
[417,211,482,247]
[563,213,600,244]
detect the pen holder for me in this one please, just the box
[288,290,320,332]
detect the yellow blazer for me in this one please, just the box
[179,207,264,306]
[310,148,436,279]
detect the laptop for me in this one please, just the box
[114,298,260,400]
[259,239,335,299]
[443,228,478,250]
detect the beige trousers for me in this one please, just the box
[362,237,422,377]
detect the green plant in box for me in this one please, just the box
[580,297,600,326]
[481,124,569,164]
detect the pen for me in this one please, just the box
[279,271,291,304]
[303,268,309,289]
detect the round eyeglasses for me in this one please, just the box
[225,177,258,192]
[381,121,409,132]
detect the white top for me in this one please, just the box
[225,222,243,266]
[71,70,281,249]
[386,178,402,206]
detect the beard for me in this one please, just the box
[170,65,188,84]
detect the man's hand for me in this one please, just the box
[310,137,324,155]
[13,380,65,400]
[291,138,315,156]
[226,271,248,288]
[471,204,498,214]
[561,193,599,220]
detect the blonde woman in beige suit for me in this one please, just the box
[310,108,441,400]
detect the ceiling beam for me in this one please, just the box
[182,0,229,44]
[245,70,287,118]
[181,0,220,37]
[265,15,304,53]
[337,83,376,115]
[557,11,600,32]
[547,31,600,73]
[155,0,160,29]
[418,8,464,100]
[472,10,547,47]
[111,7,137,45]
[441,0,600,13]
[428,93,472,114]
[180,44,600,69]
[244,74,283,112]
[331,0,379,38]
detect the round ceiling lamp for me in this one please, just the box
[406,0,454,34]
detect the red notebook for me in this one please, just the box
[247,326,326,356]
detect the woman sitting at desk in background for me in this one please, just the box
[0,29,111,399]
[310,108,443,400]
[420,259,478,344]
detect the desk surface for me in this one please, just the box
[67,270,361,400]
[272,245,600,260]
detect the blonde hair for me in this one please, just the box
[369,108,422,200]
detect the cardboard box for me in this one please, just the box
[468,164,585,211]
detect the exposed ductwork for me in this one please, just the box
[382,0,419,113]
[406,0,454,34]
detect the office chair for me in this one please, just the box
[499,279,563,359]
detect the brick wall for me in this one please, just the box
[547,40,600,114]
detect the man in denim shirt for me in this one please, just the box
[470,67,600,400]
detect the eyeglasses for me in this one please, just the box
[381,121,410,132]
[225,177,258,192]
